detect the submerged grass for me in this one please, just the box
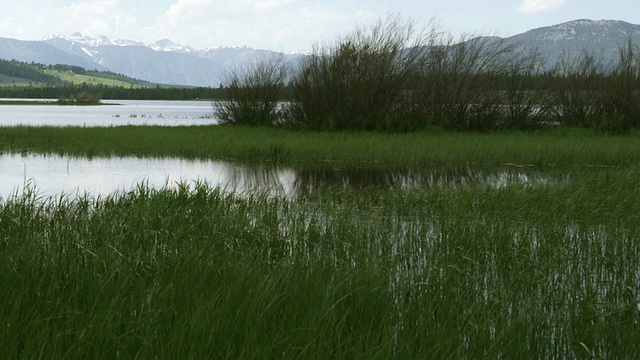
[2,168,640,358]
[1,125,640,166]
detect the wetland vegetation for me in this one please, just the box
[2,125,640,166]
[2,125,640,358]
[217,16,640,133]
[2,14,640,359]
[1,160,640,358]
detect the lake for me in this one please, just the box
[0,99,218,126]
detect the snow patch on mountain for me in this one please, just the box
[148,39,194,53]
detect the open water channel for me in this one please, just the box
[0,100,573,199]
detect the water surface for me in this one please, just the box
[0,99,217,127]
[0,153,573,200]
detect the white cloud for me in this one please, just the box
[517,0,566,14]
[254,0,295,12]
[150,0,363,51]
[6,0,597,53]
[0,0,434,52]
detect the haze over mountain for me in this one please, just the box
[1,19,640,87]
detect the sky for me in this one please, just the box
[2,0,640,52]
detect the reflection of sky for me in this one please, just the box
[0,153,572,201]
[0,99,217,127]
[0,153,296,200]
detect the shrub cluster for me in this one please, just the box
[214,54,288,126]
[286,17,431,131]
[551,39,640,132]
[217,15,640,133]
[57,91,102,104]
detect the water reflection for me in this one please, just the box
[293,166,571,191]
[0,153,572,200]
[0,99,217,127]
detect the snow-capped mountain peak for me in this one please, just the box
[113,39,145,47]
[45,33,196,52]
[290,49,312,56]
[45,33,149,49]
[208,45,249,50]
[63,33,115,47]
[148,39,194,53]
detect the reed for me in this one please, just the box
[2,125,640,167]
[2,167,640,358]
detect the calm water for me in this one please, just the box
[0,99,217,127]
[0,153,573,200]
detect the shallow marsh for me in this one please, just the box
[1,122,640,357]
[2,163,639,358]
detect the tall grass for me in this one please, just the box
[2,168,640,357]
[2,125,640,166]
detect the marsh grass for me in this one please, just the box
[2,167,640,358]
[2,125,640,167]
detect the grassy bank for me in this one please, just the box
[2,169,640,357]
[2,125,640,166]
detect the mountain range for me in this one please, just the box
[1,19,640,87]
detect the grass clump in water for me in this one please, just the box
[2,169,640,357]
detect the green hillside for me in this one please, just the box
[0,59,154,88]
[0,58,225,100]
[43,69,146,87]
[0,73,32,86]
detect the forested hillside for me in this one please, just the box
[0,59,61,84]
[0,58,225,100]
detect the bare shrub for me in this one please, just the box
[550,39,640,132]
[422,34,515,131]
[550,50,604,127]
[500,48,549,129]
[287,14,436,132]
[596,38,640,132]
[214,54,288,126]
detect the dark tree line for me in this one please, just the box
[0,83,226,100]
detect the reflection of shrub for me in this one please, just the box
[214,54,288,126]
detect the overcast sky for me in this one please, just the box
[1,0,639,52]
